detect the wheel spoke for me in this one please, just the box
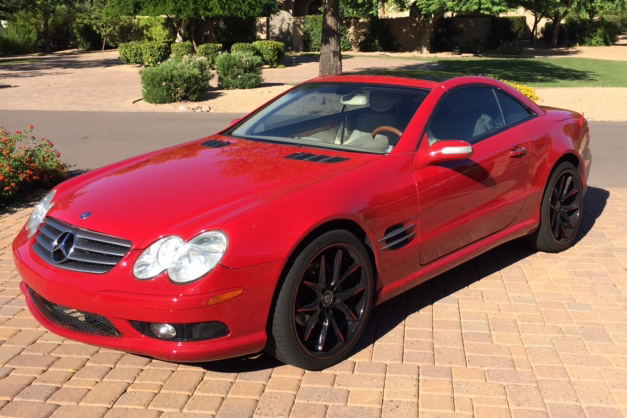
[335,284,365,302]
[328,310,345,342]
[333,263,360,290]
[559,210,573,228]
[559,215,568,239]
[563,203,580,212]
[303,280,324,295]
[297,299,320,313]
[318,255,327,287]
[563,188,579,201]
[334,301,358,322]
[303,310,321,341]
[331,249,343,288]
[316,314,330,351]
[561,176,572,200]
[552,210,560,238]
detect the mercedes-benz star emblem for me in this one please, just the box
[51,231,76,264]
[80,212,91,219]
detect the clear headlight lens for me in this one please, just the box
[25,190,55,238]
[133,231,228,284]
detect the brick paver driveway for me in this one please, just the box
[0,186,624,418]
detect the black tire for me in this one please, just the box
[267,230,374,370]
[528,161,583,253]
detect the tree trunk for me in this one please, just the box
[43,11,51,53]
[173,18,187,42]
[101,36,107,52]
[551,11,561,48]
[530,15,539,44]
[319,0,341,76]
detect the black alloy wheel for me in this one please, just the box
[549,170,582,244]
[293,244,368,357]
[268,230,374,370]
[528,161,584,253]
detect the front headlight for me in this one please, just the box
[133,231,228,284]
[25,190,56,238]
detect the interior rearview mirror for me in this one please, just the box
[426,140,474,164]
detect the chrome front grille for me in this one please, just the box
[33,217,131,274]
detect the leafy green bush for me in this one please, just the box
[252,40,285,67]
[488,16,526,49]
[137,16,175,43]
[74,20,102,51]
[579,19,620,46]
[215,52,263,90]
[197,43,222,68]
[0,14,39,55]
[231,42,257,55]
[216,17,256,50]
[0,125,68,206]
[359,18,397,52]
[494,39,523,55]
[141,41,170,66]
[119,41,145,65]
[141,55,212,104]
[49,5,76,50]
[303,15,351,52]
[171,41,194,57]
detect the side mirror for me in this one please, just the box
[426,140,474,164]
[230,118,243,126]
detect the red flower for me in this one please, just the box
[15,131,21,135]
[29,125,34,130]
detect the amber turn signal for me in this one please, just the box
[207,289,244,306]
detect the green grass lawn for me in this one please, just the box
[346,55,627,88]
[0,58,41,67]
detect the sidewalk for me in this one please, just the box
[0,186,626,417]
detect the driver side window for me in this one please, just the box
[427,87,505,145]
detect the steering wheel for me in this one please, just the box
[372,126,403,139]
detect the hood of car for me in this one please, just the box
[47,136,380,248]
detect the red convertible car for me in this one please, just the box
[13,75,591,370]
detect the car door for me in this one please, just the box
[414,86,531,265]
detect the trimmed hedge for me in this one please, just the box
[252,40,285,67]
[141,55,212,104]
[197,43,223,68]
[359,18,397,52]
[488,16,526,49]
[231,42,258,55]
[302,15,352,52]
[119,41,145,65]
[215,52,263,90]
[170,41,194,57]
[142,41,170,66]
[119,41,171,66]
[543,18,620,46]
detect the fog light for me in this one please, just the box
[150,323,177,339]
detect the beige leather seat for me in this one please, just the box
[344,91,402,151]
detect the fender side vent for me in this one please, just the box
[202,139,233,148]
[285,152,349,163]
[379,224,415,250]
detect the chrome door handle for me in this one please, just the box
[510,146,527,158]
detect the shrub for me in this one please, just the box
[359,18,397,52]
[252,40,285,67]
[141,41,171,66]
[488,16,526,49]
[0,15,39,55]
[74,20,102,51]
[119,41,144,65]
[499,80,539,102]
[141,55,212,104]
[197,43,222,68]
[494,39,523,55]
[216,17,256,50]
[579,19,620,46]
[215,52,263,90]
[0,125,68,206]
[171,41,194,57]
[303,15,351,52]
[231,42,257,55]
[138,16,175,43]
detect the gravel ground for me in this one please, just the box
[536,87,627,121]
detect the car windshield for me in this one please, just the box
[229,82,430,154]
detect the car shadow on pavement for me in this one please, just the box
[197,186,609,373]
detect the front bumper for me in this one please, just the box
[13,228,285,362]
